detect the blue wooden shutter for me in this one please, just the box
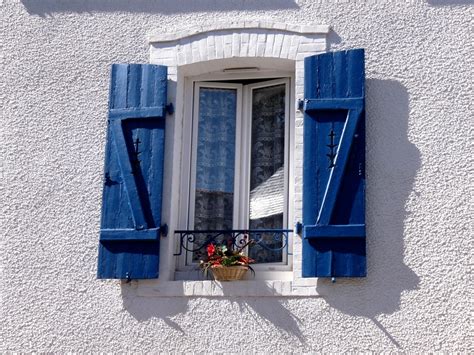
[302,49,366,278]
[97,64,168,279]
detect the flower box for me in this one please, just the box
[210,265,248,281]
[200,240,255,281]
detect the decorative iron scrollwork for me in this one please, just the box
[173,229,292,256]
[131,137,141,174]
[326,129,337,169]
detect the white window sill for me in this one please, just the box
[174,270,293,281]
[133,279,321,297]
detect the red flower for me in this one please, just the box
[207,244,216,257]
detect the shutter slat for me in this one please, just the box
[304,224,365,238]
[97,63,168,280]
[127,64,141,108]
[100,228,160,241]
[111,64,128,109]
[347,49,365,98]
[109,107,166,121]
[304,98,363,110]
[333,51,348,98]
[303,49,366,278]
[319,52,334,98]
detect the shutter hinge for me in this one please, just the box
[295,221,303,235]
[165,103,174,115]
[160,223,169,237]
[297,99,305,111]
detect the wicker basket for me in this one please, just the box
[211,266,248,281]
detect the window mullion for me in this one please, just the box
[240,84,252,255]
[232,84,244,232]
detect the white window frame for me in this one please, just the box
[240,78,291,267]
[187,81,243,266]
[176,70,295,280]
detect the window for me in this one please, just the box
[176,73,294,278]
[97,49,367,285]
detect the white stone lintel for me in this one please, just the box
[149,21,330,43]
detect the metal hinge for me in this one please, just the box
[165,103,174,115]
[297,99,305,111]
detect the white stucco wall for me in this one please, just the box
[2,0,472,352]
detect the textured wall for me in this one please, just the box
[2,0,472,352]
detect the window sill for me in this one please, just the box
[133,279,321,297]
[174,270,293,281]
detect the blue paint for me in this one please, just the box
[304,98,363,110]
[304,224,365,238]
[302,49,366,278]
[100,228,160,241]
[97,64,168,280]
[109,107,166,120]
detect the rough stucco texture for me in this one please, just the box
[2,0,473,352]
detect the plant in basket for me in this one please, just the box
[200,238,255,281]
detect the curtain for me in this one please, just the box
[193,87,237,260]
[248,84,286,263]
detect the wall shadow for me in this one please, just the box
[326,29,342,47]
[21,0,299,16]
[233,297,306,344]
[121,281,306,344]
[121,282,188,333]
[216,281,306,344]
[427,0,473,5]
[316,79,420,349]
[120,79,418,348]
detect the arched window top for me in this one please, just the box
[149,21,330,43]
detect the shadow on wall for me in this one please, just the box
[327,29,342,46]
[316,79,420,349]
[121,283,188,333]
[21,0,299,16]
[121,282,307,345]
[120,80,418,348]
[427,0,473,5]
[233,298,306,344]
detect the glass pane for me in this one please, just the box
[248,84,286,263]
[193,87,237,261]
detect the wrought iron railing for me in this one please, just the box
[174,229,293,257]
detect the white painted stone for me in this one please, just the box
[264,33,275,57]
[223,33,233,58]
[231,33,240,57]
[280,34,292,59]
[298,42,326,53]
[256,38,266,57]
[207,36,216,60]
[215,34,224,59]
[183,42,193,64]
[272,33,284,57]
[240,32,250,57]
[149,21,330,43]
[191,40,201,63]
[198,37,208,62]
[248,33,258,57]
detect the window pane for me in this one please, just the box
[248,84,286,263]
[193,87,237,261]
